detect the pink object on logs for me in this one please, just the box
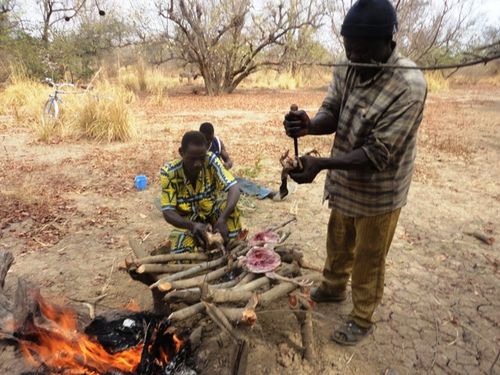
[249,230,280,247]
[240,246,281,273]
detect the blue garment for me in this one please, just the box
[209,136,222,157]
[235,177,274,200]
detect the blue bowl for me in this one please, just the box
[134,175,148,190]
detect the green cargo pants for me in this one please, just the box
[320,207,401,328]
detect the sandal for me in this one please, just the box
[331,320,373,346]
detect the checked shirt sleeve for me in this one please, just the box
[361,99,425,172]
[160,166,177,211]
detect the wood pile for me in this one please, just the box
[124,218,322,365]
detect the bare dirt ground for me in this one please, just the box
[0,85,499,374]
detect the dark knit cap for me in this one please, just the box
[340,0,398,39]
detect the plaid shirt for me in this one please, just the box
[320,48,427,217]
[160,152,237,220]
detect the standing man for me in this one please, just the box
[284,0,427,345]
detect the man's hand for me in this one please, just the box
[283,109,311,138]
[289,156,322,184]
[191,222,209,249]
[213,219,229,243]
[223,160,233,170]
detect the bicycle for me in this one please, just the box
[42,77,79,122]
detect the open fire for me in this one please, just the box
[14,296,188,375]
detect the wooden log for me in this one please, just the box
[134,253,208,265]
[205,288,254,304]
[234,273,256,288]
[188,326,203,350]
[128,238,170,314]
[212,272,248,289]
[0,250,14,289]
[136,263,194,274]
[220,294,258,326]
[289,292,315,361]
[259,282,299,307]
[151,243,249,287]
[155,259,242,292]
[203,302,241,343]
[164,288,201,305]
[168,302,204,322]
[234,276,270,292]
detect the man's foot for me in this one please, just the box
[331,320,373,346]
[310,287,346,303]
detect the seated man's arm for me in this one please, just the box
[219,140,233,169]
[160,167,208,246]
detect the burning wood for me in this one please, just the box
[0,249,191,375]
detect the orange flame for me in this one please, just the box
[18,297,183,375]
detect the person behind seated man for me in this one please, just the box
[160,131,241,253]
[199,122,233,169]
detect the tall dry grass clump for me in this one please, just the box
[72,84,136,142]
[0,66,49,125]
[425,71,449,92]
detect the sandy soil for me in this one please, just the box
[0,86,499,375]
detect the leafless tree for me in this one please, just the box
[157,0,325,95]
[37,0,87,43]
[327,0,477,63]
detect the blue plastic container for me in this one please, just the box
[134,175,148,190]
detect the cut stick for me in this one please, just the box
[155,260,242,292]
[163,273,249,304]
[151,243,249,287]
[168,302,204,322]
[136,263,194,274]
[289,292,315,361]
[205,289,254,304]
[134,253,208,265]
[212,272,248,289]
[234,273,256,288]
[234,276,270,292]
[164,288,201,305]
[259,281,299,307]
[203,302,241,343]
[188,326,203,350]
[464,231,495,245]
[220,294,259,326]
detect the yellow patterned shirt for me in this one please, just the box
[160,152,237,220]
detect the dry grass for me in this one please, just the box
[241,68,331,90]
[118,64,178,101]
[0,66,50,125]
[425,71,449,92]
[0,70,137,142]
[72,84,136,142]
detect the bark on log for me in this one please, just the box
[294,309,315,361]
[0,250,14,289]
[205,288,254,304]
[155,260,242,292]
[220,294,258,326]
[134,253,208,265]
[151,243,248,287]
[234,276,271,292]
[164,288,201,305]
[128,239,169,314]
[234,273,256,288]
[136,263,194,274]
[259,282,298,307]
[168,302,205,322]
[203,302,241,343]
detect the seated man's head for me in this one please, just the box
[180,131,208,176]
[199,122,215,145]
[340,0,397,66]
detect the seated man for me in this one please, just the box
[199,122,233,169]
[160,131,241,253]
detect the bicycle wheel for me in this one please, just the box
[42,99,59,124]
